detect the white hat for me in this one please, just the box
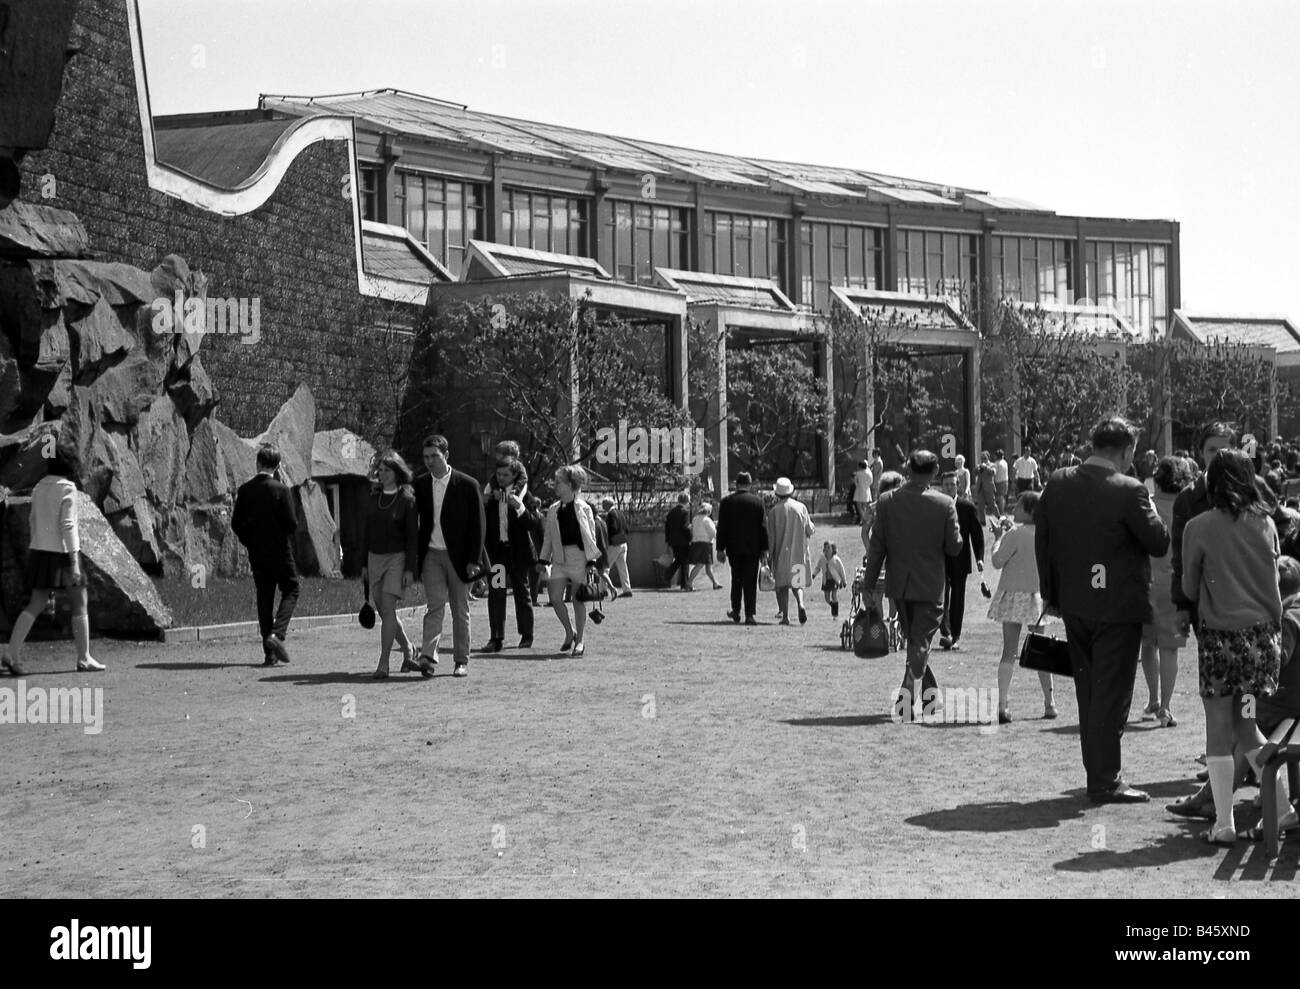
[774,477,794,496]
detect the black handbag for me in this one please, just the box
[358,576,376,630]
[1018,609,1072,677]
[852,602,891,658]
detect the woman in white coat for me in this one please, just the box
[536,465,602,656]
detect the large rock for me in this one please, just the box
[255,384,315,486]
[0,421,59,492]
[211,418,258,494]
[66,296,136,374]
[134,395,189,508]
[0,493,171,635]
[99,431,147,516]
[168,353,217,428]
[91,350,165,427]
[312,428,377,479]
[0,202,89,258]
[293,480,340,578]
[31,259,155,309]
[182,418,229,506]
[105,497,161,573]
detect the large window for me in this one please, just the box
[500,189,590,257]
[396,171,485,277]
[895,229,980,311]
[1085,240,1168,337]
[599,201,690,285]
[701,212,787,291]
[359,163,380,222]
[800,221,884,312]
[991,236,1074,307]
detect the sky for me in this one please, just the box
[138,0,1299,318]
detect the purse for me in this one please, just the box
[358,576,376,630]
[852,602,891,658]
[1018,609,1072,677]
[759,564,776,592]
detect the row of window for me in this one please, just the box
[362,164,1171,334]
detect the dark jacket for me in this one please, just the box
[484,485,539,570]
[1171,473,1285,614]
[947,496,985,577]
[605,508,629,546]
[715,489,768,558]
[863,480,962,603]
[232,472,298,571]
[415,468,487,581]
[665,503,692,550]
[1035,463,1170,624]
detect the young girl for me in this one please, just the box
[811,542,848,617]
[686,502,722,590]
[987,491,1055,723]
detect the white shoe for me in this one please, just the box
[77,657,106,672]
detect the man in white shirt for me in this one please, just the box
[869,449,885,501]
[852,459,874,533]
[1013,447,1040,495]
[993,448,1010,514]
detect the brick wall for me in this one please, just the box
[15,0,417,449]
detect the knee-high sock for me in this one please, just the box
[72,615,92,665]
[1207,755,1236,832]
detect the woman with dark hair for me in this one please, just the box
[536,465,601,656]
[1,452,103,675]
[1140,456,1195,726]
[1182,448,1289,843]
[361,451,418,678]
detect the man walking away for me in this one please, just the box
[662,492,693,590]
[232,444,300,665]
[716,472,768,625]
[603,497,633,597]
[853,459,875,534]
[994,449,1010,514]
[939,471,985,650]
[1036,417,1170,803]
[862,450,962,722]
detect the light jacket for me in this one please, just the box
[539,497,600,565]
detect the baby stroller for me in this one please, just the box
[840,558,901,655]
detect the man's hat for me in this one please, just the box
[774,477,795,497]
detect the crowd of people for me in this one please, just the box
[5,414,1300,849]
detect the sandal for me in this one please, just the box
[372,665,390,679]
[1201,826,1237,846]
[1142,700,1160,718]
[1157,708,1177,728]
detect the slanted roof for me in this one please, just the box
[1173,311,1300,355]
[153,117,301,187]
[1012,301,1138,340]
[830,288,976,337]
[653,268,795,311]
[259,89,1009,203]
[463,240,611,280]
[361,220,453,283]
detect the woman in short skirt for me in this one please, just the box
[1182,448,1288,844]
[986,490,1054,723]
[686,502,721,590]
[361,452,418,678]
[1,452,104,676]
[536,465,601,656]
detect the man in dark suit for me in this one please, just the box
[231,444,300,665]
[715,471,768,625]
[939,471,985,650]
[662,492,692,590]
[1036,417,1170,803]
[415,434,487,678]
[480,459,538,653]
[862,450,962,720]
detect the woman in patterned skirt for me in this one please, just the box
[1182,448,1288,844]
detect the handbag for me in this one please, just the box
[852,601,891,658]
[655,551,675,569]
[759,564,776,593]
[358,576,376,630]
[1018,609,1072,677]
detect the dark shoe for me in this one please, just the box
[779,616,790,626]
[1089,786,1150,804]
[265,635,289,664]
[479,639,503,653]
[939,636,953,650]
[998,710,1011,725]
[559,634,574,653]
[798,606,807,625]
[745,616,758,626]
[400,656,422,673]
[418,653,438,678]
[1195,769,1209,783]
[518,636,533,649]
[372,665,389,679]
[727,610,741,623]
[830,602,839,618]
[1167,792,1214,820]
[619,591,633,598]
[261,656,277,667]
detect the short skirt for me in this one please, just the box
[26,549,80,591]
[367,551,408,599]
[688,541,713,565]
[547,544,590,586]
[986,589,1045,627]
[1197,619,1281,699]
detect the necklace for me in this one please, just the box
[378,487,399,510]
